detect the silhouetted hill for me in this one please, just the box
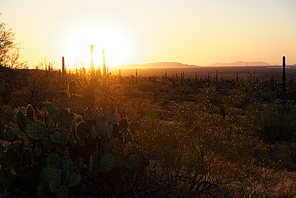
[113,62,201,69]
[210,61,271,67]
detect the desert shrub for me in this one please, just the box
[260,91,275,103]
[168,86,195,102]
[129,95,271,196]
[254,104,296,143]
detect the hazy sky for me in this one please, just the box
[1,0,296,69]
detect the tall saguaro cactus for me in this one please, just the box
[283,56,286,104]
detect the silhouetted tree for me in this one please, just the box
[0,20,26,68]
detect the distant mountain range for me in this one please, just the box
[112,61,296,69]
[112,62,201,69]
[210,61,272,67]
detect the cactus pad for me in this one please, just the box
[69,81,77,96]
[104,139,114,153]
[47,153,61,167]
[89,154,93,173]
[69,95,87,114]
[96,118,106,138]
[125,155,138,169]
[119,119,129,132]
[43,136,54,149]
[5,127,15,142]
[99,154,115,172]
[106,123,113,139]
[104,106,112,120]
[60,159,70,185]
[55,185,69,198]
[52,109,59,119]
[34,145,42,156]
[58,109,74,125]
[82,109,97,122]
[0,144,3,159]
[46,103,55,115]
[6,148,17,163]
[18,107,26,114]
[60,91,68,98]
[111,114,118,125]
[75,156,83,170]
[37,182,52,198]
[16,111,26,132]
[82,85,95,108]
[10,123,19,136]
[43,166,62,184]
[25,121,47,140]
[13,142,23,154]
[59,96,69,109]
[90,125,97,141]
[126,133,133,143]
[68,173,81,187]
[27,105,34,121]
[116,133,124,144]
[50,131,61,143]
[77,122,91,141]
[57,128,70,144]
[49,179,59,193]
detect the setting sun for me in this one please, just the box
[67,27,128,70]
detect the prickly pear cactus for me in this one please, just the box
[96,118,106,138]
[6,148,17,163]
[47,153,60,167]
[77,122,91,141]
[104,106,112,120]
[34,144,42,156]
[27,104,34,121]
[57,109,74,125]
[16,110,26,132]
[50,131,61,143]
[55,185,69,198]
[82,85,95,108]
[111,110,118,125]
[59,95,69,109]
[5,126,16,142]
[125,155,138,169]
[0,76,148,197]
[68,173,81,187]
[126,132,133,143]
[56,126,70,144]
[25,120,47,140]
[69,81,77,96]
[69,95,86,114]
[82,108,97,122]
[0,143,3,160]
[46,103,55,115]
[106,123,113,139]
[99,154,115,172]
[13,142,23,154]
[38,155,81,198]
[118,119,129,132]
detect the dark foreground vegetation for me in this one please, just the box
[1,65,296,197]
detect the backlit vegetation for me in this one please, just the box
[1,64,296,197]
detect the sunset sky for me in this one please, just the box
[1,0,296,69]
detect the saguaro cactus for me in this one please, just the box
[283,56,286,104]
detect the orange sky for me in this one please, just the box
[1,0,296,69]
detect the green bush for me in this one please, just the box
[255,104,296,143]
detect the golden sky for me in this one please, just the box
[1,0,296,69]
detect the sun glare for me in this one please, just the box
[68,28,128,71]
